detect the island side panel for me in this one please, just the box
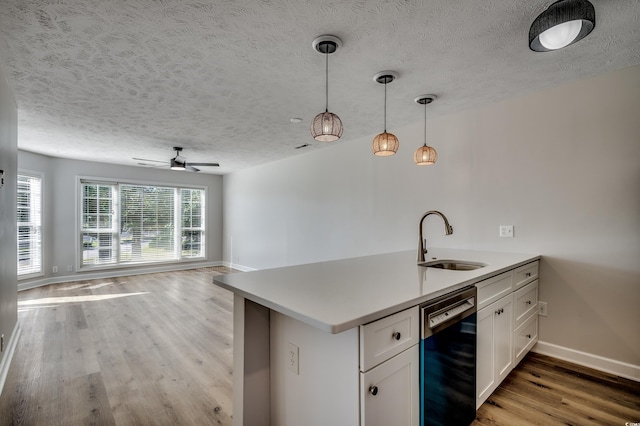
[270,310,360,425]
[233,295,271,426]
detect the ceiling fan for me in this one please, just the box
[134,147,220,172]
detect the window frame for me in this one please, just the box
[17,170,44,279]
[77,176,207,271]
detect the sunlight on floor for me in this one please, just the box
[19,292,149,307]
[55,281,126,291]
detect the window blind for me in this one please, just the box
[17,174,42,276]
[80,180,205,268]
[181,188,204,258]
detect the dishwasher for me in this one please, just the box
[420,286,477,426]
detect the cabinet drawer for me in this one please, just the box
[513,280,538,328]
[360,306,419,372]
[513,261,539,290]
[514,313,538,364]
[476,271,513,310]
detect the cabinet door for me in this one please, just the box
[361,345,419,426]
[476,294,513,408]
[494,295,514,383]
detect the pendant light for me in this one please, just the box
[311,35,343,142]
[371,71,399,156]
[529,0,595,52]
[413,95,438,166]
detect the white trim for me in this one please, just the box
[222,261,256,272]
[532,341,640,382]
[18,261,224,291]
[0,323,21,398]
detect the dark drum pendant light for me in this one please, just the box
[414,95,438,166]
[529,0,595,52]
[311,35,343,142]
[372,71,399,156]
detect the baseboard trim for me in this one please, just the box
[222,261,257,272]
[0,323,21,398]
[18,261,225,291]
[532,341,640,382]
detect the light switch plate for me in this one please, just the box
[287,342,299,375]
[499,225,514,238]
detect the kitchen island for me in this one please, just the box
[213,248,540,425]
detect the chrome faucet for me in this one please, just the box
[418,210,453,262]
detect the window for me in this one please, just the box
[17,173,43,277]
[80,179,205,268]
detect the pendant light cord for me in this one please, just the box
[423,101,427,147]
[324,52,329,113]
[383,82,387,132]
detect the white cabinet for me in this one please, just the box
[514,312,538,364]
[360,306,419,372]
[360,345,420,426]
[476,261,539,408]
[476,294,513,407]
[513,280,539,364]
[359,307,420,426]
[513,280,538,329]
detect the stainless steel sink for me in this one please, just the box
[418,260,487,271]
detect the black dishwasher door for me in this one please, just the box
[420,292,477,426]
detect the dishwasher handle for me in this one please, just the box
[421,286,477,339]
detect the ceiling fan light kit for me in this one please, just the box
[529,0,595,52]
[372,71,400,157]
[136,146,219,172]
[311,35,344,142]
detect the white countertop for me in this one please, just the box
[212,248,540,334]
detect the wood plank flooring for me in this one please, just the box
[0,267,235,425]
[473,352,640,426]
[1,268,639,425]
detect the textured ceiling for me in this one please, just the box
[1,0,639,174]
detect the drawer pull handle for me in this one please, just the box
[369,385,378,396]
[495,308,504,315]
[392,331,402,341]
[525,272,532,277]
[526,300,532,305]
[526,334,532,339]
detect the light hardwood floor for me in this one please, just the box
[1,267,235,425]
[1,269,639,425]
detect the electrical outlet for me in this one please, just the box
[52,266,58,273]
[67,265,73,272]
[287,342,299,375]
[538,301,548,316]
[499,225,514,238]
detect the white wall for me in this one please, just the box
[223,65,640,367]
[0,65,18,391]
[18,151,224,288]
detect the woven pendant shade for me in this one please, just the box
[372,132,399,156]
[311,35,343,142]
[311,111,343,142]
[414,95,438,166]
[414,144,437,165]
[371,71,399,156]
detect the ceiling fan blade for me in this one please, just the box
[185,165,200,172]
[133,157,165,163]
[188,162,220,167]
[137,162,167,168]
